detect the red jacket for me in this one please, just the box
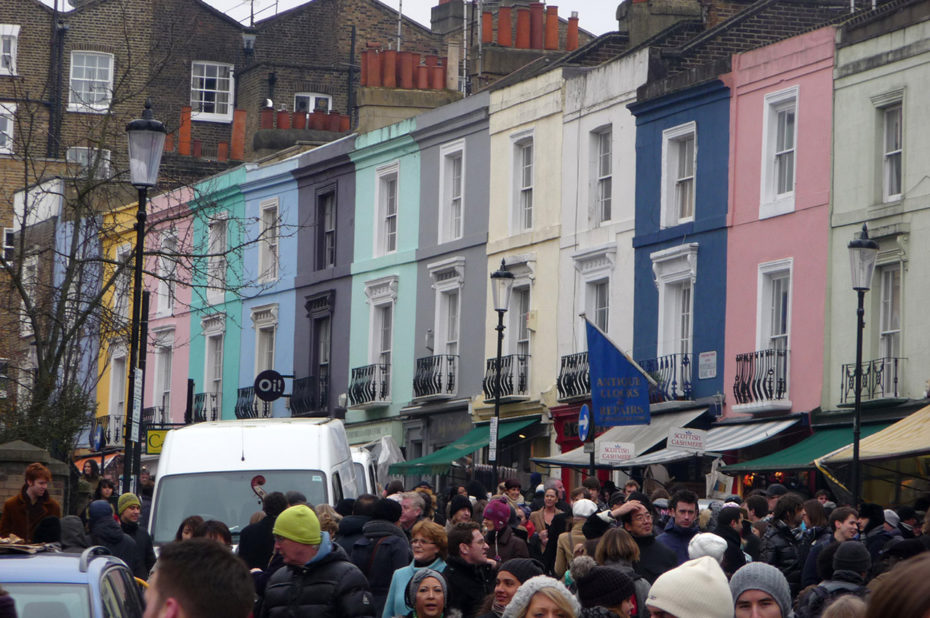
[0,486,61,542]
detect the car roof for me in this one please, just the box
[0,549,125,584]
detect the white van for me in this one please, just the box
[148,417,355,546]
[351,447,379,496]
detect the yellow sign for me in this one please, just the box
[146,429,168,455]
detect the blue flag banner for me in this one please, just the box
[585,320,651,426]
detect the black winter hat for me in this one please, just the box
[372,498,402,523]
[499,558,545,583]
[449,494,472,519]
[573,556,635,609]
[833,541,871,574]
[582,512,611,540]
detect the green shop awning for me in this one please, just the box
[389,418,537,475]
[722,424,891,473]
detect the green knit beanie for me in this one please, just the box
[273,505,322,545]
[117,492,141,515]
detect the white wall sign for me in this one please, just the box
[667,427,707,452]
[699,351,717,379]
[597,441,635,464]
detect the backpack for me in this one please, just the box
[797,581,868,618]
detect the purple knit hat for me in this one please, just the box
[483,498,512,530]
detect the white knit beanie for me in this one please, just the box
[647,556,733,618]
[501,575,581,618]
[688,532,728,564]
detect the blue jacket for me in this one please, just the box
[381,556,446,618]
[656,519,699,565]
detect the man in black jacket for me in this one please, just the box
[613,497,676,584]
[445,522,494,617]
[336,493,377,554]
[117,493,156,579]
[88,499,142,576]
[713,506,747,577]
[760,493,805,596]
[238,491,288,569]
[350,498,412,615]
[260,505,375,617]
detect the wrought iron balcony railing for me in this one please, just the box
[483,354,531,403]
[413,354,458,400]
[841,357,903,404]
[348,363,391,408]
[638,353,693,403]
[107,414,124,447]
[290,372,330,416]
[733,348,789,406]
[557,352,590,402]
[235,386,271,418]
[192,392,221,422]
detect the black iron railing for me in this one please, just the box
[291,372,330,415]
[192,392,220,422]
[483,354,530,402]
[234,386,257,418]
[413,354,458,399]
[348,363,391,407]
[733,348,789,405]
[638,353,693,403]
[841,357,902,404]
[557,352,590,401]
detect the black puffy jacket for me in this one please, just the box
[260,541,375,618]
[760,519,804,594]
[350,519,412,615]
[444,556,494,618]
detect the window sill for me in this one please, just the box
[759,195,795,220]
[67,104,110,114]
[191,112,233,124]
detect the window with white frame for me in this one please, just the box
[365,276,397,399]
[439,142,465,243]
[0,25,20,76]
[258,199,279,282]
[68,51,113,112]
[651,243,698,358]
[316,191,336,270]
[429,258,465,358]
[511,285,531,357]
[314,315,331,385]
[251,305,278,375]
[757,260,791,353]
[591,280,610,333]
[512,134,534,232]
[0,103,14,154]
[3,228,12,262]
[376,304,393,368]
[153,330,174,422]
[375,165,399,256]
[661,122,696,227]
[593,127,612,224]
[109,350,126,420]
[295,92,332,114]
[191,61,234,122]
[882,104,902,202]
[113,244,131,323]
[878,263,901,361]
[573,244,616,345]
[202,314,225,419]
[20,253,37,336]
[760,86,798,218]
[66,147,111,179]
[207,216,227,305]
[156,233,177,316]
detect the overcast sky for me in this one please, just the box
[44,0,619,36]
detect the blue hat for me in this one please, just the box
[88,500,113,524]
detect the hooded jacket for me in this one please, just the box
[487,524,529,565]
[261,534,376,617]
[336,514,371,554]
[90,512,142,575]
[351,519,413,615]
[238,515,277,570]
[0,486,61,542]
[60,515,91,553]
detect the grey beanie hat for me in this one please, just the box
[501,575,581,618]
[405,568,447,609]
[730,562,792,618]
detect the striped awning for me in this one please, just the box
[817,403,930,464]
[616,418,799,467]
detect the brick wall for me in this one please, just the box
[0,440,69,517]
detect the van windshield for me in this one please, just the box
[150,470,327,545]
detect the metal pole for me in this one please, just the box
[588,431,596,479]
[122,186,147,495]
[492,309,505,490]
[852,289,865,507]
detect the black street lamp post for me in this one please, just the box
[489,259,514,490]
[123,100,166,494]
[848,223,878,507]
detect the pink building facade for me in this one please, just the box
[143,188,196,425]
[723,27,835,419]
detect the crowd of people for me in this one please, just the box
[4,462,930,618]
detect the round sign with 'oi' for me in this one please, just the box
[254,369,286,402]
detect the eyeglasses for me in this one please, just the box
[632,513,653,522]
[411,538,435,546]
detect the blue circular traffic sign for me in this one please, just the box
[578,404,591,442]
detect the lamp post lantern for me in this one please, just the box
[123,100,166,494]
[848,223,878,507]
[489,259,514,489]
